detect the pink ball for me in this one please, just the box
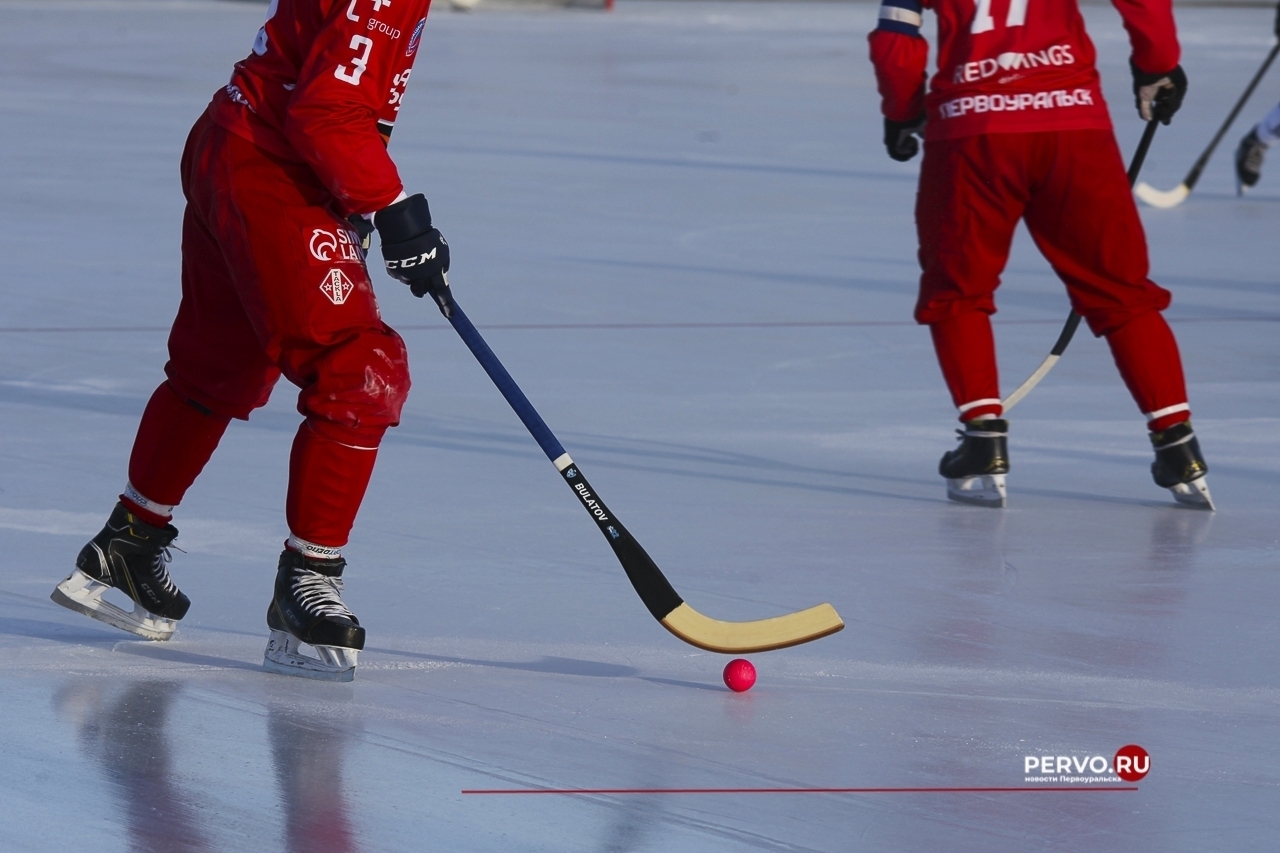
[723,658,757,692]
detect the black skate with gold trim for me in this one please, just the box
[940,418,1009,508]
[51,502,189,640]
[1151,421,1214,510]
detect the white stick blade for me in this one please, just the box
[1134,182,1190,209]
[1002,354,1059,413]
[660,601,844,653]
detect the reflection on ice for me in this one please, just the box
[53,680,366,853]
[269,709,361,853]
[54,680,209,853]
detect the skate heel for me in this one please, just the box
[51,568,180,641]
[946,473,1007,507]
[263,629,359,682]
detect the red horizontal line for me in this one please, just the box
[462,786,1139,795]
[0,316,1273,334]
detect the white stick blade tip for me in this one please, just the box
[1134,182,1190,209]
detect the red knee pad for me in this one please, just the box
[292,325,411,432]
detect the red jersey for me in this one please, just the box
[868,0,1179,140]
[208,0,432,215]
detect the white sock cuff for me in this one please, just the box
[1144,403,1190,422]
[957,398,1003,416]
[287,534,343,561]
[123,482,175,518]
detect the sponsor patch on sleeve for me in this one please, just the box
[407,17,426,56]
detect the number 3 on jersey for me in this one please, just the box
[335,36,374,85]
[972,0,1029,34]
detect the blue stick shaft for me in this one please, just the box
[446,302,568,464]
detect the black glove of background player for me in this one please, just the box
[1131,61,1187,125]
[1274,0,1280,37]
[375,194,453,313]
[884,114,926,162]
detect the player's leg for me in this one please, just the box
[263,329,409,681]
[915,134,1026,506]
[1235,100,1280,192]
[53,118,282,638]
[1023,129,1211,508]
[216,132,410,681]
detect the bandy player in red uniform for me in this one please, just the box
[52,0,451,681]
[869,0,1214,509]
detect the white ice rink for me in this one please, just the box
[2,0,1278,850]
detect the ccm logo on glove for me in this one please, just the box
[375,194,450,285]
[385,246,441,270]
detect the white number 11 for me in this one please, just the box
[972,0,1029,34]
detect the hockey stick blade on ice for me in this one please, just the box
[421,280,844,653]
[1134,41,1280,208]
[1003,121,1158,413]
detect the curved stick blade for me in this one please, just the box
[1134,181,1190,209]
[660,602,844,654]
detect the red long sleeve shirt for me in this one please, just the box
[868,0,1179,140]
[209,0,432,215]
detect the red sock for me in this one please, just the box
[930,311,1003,422]
[123,382,231,524]
[285,420,384,550]
[1105,311,1190,432]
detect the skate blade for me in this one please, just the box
[1169,477,1215,511]
[263,629,358,682]
[946,474,1007,508]
[50,569,178,641]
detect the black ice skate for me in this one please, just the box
[263,550,365,682]
[939,418,1009,507]
[1150,421,1215,510]
[51,502,189,640]
[1235,128,1267,194]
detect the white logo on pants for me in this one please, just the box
[319,269,356,305]
[309,227,364,263]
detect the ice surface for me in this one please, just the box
[1,1,1278,851]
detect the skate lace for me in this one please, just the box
[146,547,178,595]
[291,570,355,620]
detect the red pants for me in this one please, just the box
[914,130,1189,430]
[124,113,410,548]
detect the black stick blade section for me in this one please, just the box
[560,464,683,620]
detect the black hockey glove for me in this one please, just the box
[884,114,926,162]
[1131,61,1187,125]
[345,213,374,258]
[1275,0,1280,37]
[375,194,453,310]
